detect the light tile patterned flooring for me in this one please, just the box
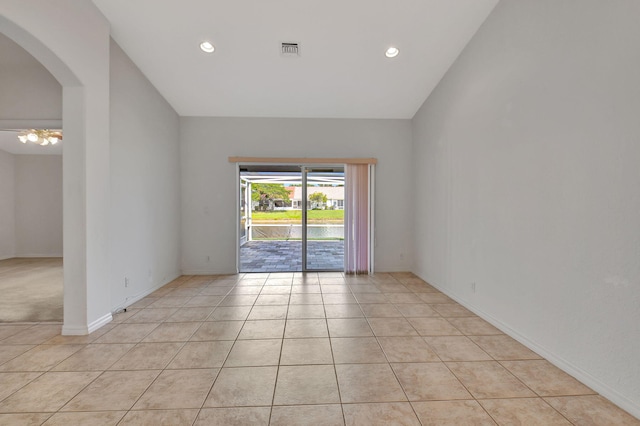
[0,272,638,425]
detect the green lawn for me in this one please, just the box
[251,210,344,222]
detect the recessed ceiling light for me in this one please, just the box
[200,41,215,53]
[385,47,399,58]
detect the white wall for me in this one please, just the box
[412,0,640,417]
[14,155,62,257]
[0,32,61,121]
[110,39,181,310]
[0,149,15,259]
[181,117,413,274]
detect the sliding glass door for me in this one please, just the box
[239,165,344,272]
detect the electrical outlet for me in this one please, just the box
[124,277,129,288]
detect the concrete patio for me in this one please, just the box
[240,240,344,272]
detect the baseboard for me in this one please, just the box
[111,271,182,313]
[62,312,112,335]
[0,255,14,261]
[417,274,640,420]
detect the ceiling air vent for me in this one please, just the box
[281,42,299,56]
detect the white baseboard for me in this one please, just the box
[14,253,63,258]
[62,312,112,335]
[418,274,640,420]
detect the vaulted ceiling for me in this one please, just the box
[93,0,498,119]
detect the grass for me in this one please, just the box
[251,210,344,222]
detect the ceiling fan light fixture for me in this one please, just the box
[199,41,215,53]
[385,46,399,58]
[16,129,63,147]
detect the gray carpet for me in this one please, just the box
[0,258,63,323]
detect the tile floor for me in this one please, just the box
[0,272,638,425]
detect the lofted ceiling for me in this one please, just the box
[92,0,498,119]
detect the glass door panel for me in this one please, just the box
[304,167,345,271]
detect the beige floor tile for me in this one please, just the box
[119,409,198,425]
[2,325,62,345]
[417,293,454,304]
[219,295,258,306]
[166,306,215,322]
[228,286,263,295]
[127,298,158,309]
[424,336,492,361]
[501,360,595,396]
[169,287,203,297]
[204,366,277,407]
[266,278,294,286]
[62,370,160,411]
[322,293,358,304]
[392,362,471,401]
[406,317,462,336]
[479,398,572,425]
[149,296,192,308]
[430,304,475,317]
[0,344,85,372]
[0,371,99,412]
[109,342,182,370]
[141,322,201,342]
[384,293,421,304]
[360,304,403,318]
[134,368,218,409]
[43,411,126,425]
[93,323,158,344]
[184,295,225,307]
[280,338,333,365]
[167,341,233,369]
[287,304,325,319]
[260,286,292,295]
[248,305,288,320]
[291,285,322,294]
[238,320,286,339]
[447,361,535,399]
[326,319,372,338]
[255,295,290,305]
[208,306,251,321]
[335,363,406,403]
[343,402,420,426]
[368,317,419,337]
[324,305,364,318]
[274,365,340,405]
[353,294,387,304]
[224,339,282,367]
[285,319,329,338]
[412,400,496,425]
[52,343,134,371]
[195,407,271,425]
[0,372,42,401]
[545,395,640,425]
[470,335,542,360]
[378,337,440,363]
[350,285,381,295]
[271,404,344,426]
[124,307,178,323]
[111,309,140,323]
[447,317,502,335]
[191,321,243,341]
[290,293,324,305]
[0,345,36,365]
[320,284,351,294]
[0,413,52,425]
[331,337,387,364]
[200,286,234,296]
[395,304,439,318]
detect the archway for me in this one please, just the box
[0,5,112,334]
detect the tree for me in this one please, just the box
[309,191,327,209]
[251,183,291,211]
